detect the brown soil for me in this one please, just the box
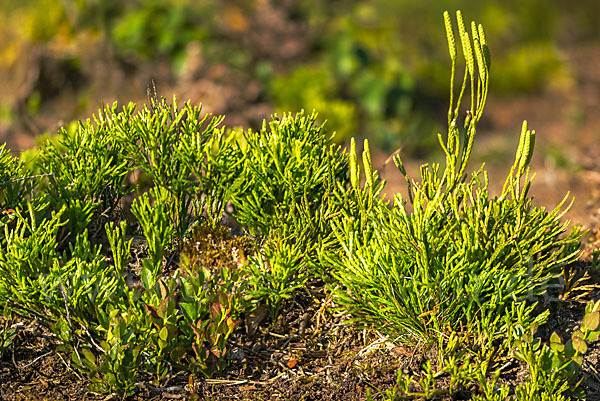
[1,273,599,401]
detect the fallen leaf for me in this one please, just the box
[287,358,298,369]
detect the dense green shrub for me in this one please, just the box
[231,111,347,234]
[0,96,353,395]
[37,114,130,242]
[326,6,583,358]
[0,9,596,400]
[0,143,36,211]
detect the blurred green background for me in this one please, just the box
[0,0,599,157]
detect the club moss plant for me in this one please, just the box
[327,9,582,345]
[0,9,594,400]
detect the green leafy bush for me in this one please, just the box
[0,9,596,399]
[69,307,146,397]
[327,11,583,347]
[0,143,37,211]
[231,110,347,234]
[37,114,130,242]
[229,111,351,313]
[243,230,309,317]
[113,99,226,236]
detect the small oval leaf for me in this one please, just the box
[550,332,562,345]
[550,341,564,353]
[82,349,97,365]
[572,336,588,354]
[583,311,599,331]
[572,329,585,341]
[159,326,169,342]
[141,265,155,289]
[550,332,564,352]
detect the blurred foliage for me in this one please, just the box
[270,66,357,143]
[0,0,599,155]
[292,0,595,151]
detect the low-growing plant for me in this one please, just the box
[511,299,600,398]
[112,98,227,237]
[366,300,551,400]
[368,333,493,400]
[175,223,256,372]
[0,143,37,211]
[0,203,139,396]
[467,301,600,400]
[0,306,18,359]
[243,229,309,318]
[37,115,130,243]
[179,268,242,376]
[0,8,596,400]
[328,10,583,347]
[69,306,148,397]
[230,111,351,315]
[67,225,250,393]
[0,203,123,326]
[142,249,244,378]
[231,110,348,235]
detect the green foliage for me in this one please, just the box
[131,186,176,284]
[200,127,246,225]
[113,98,225,237]
[369,300,599,400]
[0,143,36,211]
[270,66,357,142]
[468,302,600,400]
[328,10,582,346]
[0,204,64,300]
[0,204,122,339]
[175,259,242,376]
[365,304,547,400]
[230,111,349,313]
[70,308,146,397]
[0,306,18,358]
[243,232,309,318]
[0,8,596,399]
[67,221,253,394]
[232,111,347,235]
[37,114,130,241]
[512,300,600,398]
